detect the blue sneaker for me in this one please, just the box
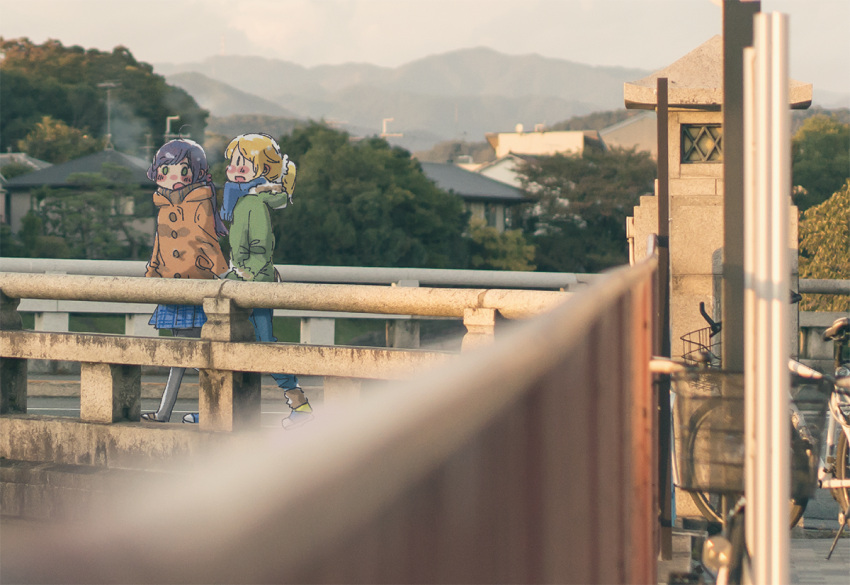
[182,413,199,424]
[281,406,314,430]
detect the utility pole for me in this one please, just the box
[164,116,183,143]
[97,81,119,150]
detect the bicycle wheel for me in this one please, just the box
[685,399,807,528]
[690,490,806,528]
[833,429,850,512]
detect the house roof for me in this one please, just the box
[3,149,151,189]
[419,162,525,203]
[475,153,539,174]
[0,153,52,172]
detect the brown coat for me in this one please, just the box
[145,183,228,279]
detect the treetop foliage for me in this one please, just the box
[791,113,850,212]
[798,179,850,312]
[268,123,474,268]
[0,37,208,157]
[516,146,656,273]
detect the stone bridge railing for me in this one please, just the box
[0,272,567,431]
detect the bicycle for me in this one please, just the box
[675,305,850,528]
[677,302,820,529]
[665,306,850,583]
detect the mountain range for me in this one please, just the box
[155,47,651,151]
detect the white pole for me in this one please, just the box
[744,12,791,585]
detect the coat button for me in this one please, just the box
[169,212,178,222]
[171,230,178,238]
[173,250,180,258]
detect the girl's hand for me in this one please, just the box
[254,182,284,194]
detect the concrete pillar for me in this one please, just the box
[462,308,496,351]
[300,318,335,345]
[199,297,261,432]
[79,362,142,423]
[125,313,158,337]
[387,280,421,348]
[0,290,27,414]
[34,311,69,332]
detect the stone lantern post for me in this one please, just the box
[626,35,811,364]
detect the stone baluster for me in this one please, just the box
[0,289,27,414]
[462,307,497,352]
[199,297,261,432]
[80,363,141,423]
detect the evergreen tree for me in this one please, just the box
[273,123,470,268]
[798,179,850,311]
[517,146,656,273]
[792,114,850,212]
[0,38,207,155]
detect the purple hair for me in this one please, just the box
[147,139,228,236]
[146,139,209,182]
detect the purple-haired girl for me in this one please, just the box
[141,139,228,422]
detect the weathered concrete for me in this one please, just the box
[0,415,230,470]
[0,458,176,521]
[79,363,142,423]
[1,331,455,378]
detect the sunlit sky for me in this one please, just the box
[1,0,848,95]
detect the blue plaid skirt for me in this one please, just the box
[148,304,207,329]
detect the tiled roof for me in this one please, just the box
[3,149,151,188]
[419,162,525,202]
[0,153,52,172]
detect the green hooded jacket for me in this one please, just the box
[224,163,295,282]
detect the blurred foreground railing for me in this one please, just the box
[1,246,659,584]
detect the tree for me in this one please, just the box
[0,38,208,155]
[17,116,104,163]
[798,179,850,311]
[466,218,535,271]
[0,161,36,179]
[22,164,151,260]
[792,114,850,212]
[274,123,470,268]
[549,109,641,131]
[517,146,656,272]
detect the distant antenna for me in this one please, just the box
[380,118,403,138]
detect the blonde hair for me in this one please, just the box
[224,133,288,182]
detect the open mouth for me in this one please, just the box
[173,182,185,189]
[233,177,247,183]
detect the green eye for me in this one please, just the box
[161,166,169,175]
[181,167,189,177]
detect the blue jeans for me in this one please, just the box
[249,308,299,390]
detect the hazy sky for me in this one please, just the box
[2,0,848,95]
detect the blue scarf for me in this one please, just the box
[221,177,267,222]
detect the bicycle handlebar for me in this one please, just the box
[823,316,850,341]
[699,302,722,336]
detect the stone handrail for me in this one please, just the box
[0,272,567,320]
[0,272,569,431]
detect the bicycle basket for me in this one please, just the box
[671,371,831,498]
[681,326,721,368]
